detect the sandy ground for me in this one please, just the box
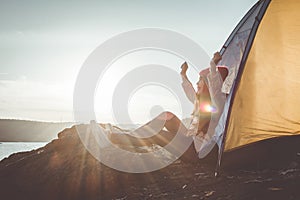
[0,124,299,200]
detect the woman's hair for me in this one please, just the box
[195,66,229,118]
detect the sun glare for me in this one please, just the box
[200,102,217,113]
[94,50,189,124]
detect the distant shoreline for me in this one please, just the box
[0,119,74,142]
[0,118,74,124]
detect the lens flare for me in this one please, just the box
[200,102,217,113]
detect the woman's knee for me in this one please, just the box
[157,111,175,120]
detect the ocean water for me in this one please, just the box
[0,142,47,161]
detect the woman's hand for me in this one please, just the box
[213,52,222,65]
[180,62,188,77]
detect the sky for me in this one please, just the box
[0,0,257,124]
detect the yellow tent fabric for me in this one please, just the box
[225,0,300,151]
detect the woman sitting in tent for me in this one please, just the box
[103,52,228,162]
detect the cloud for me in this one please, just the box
[0,73,23,81]
[0,79,74,120]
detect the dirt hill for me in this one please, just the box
[0,124,299,200]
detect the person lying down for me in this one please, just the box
[91,52,228,163]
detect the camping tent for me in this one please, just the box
[215,0,300,171]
